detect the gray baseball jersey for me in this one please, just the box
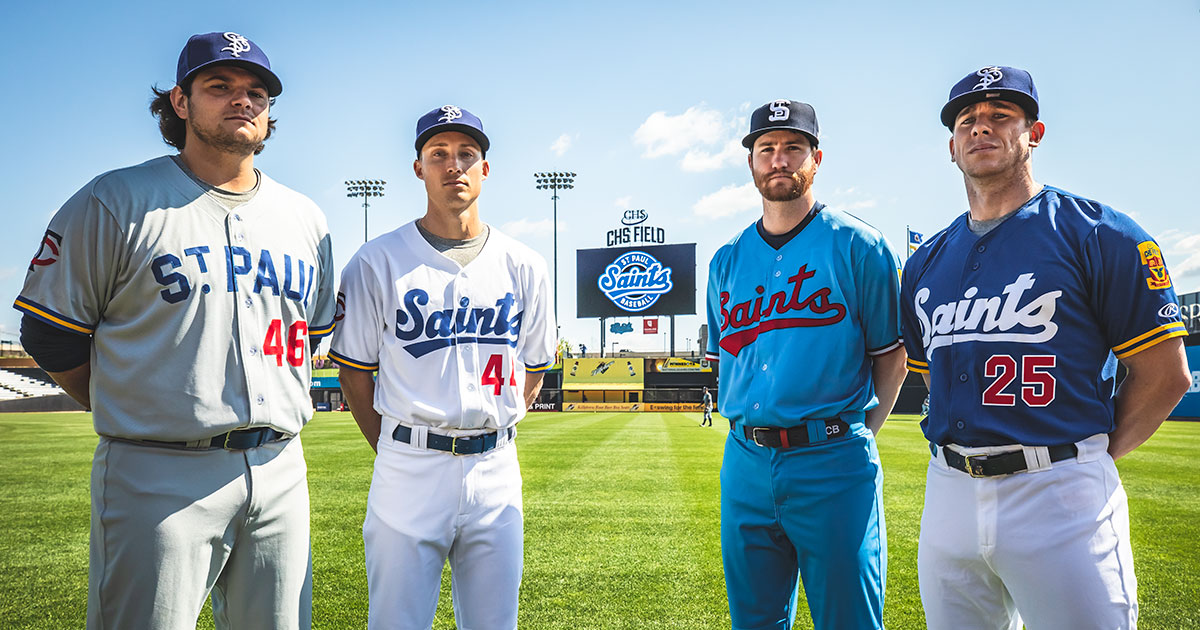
[14,156,335,440]
[330,220,556,432]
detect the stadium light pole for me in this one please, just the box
[346,179,386,242]
[534,171,576,331]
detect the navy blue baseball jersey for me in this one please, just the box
[706,207,903,426]
[900,186,1186,447]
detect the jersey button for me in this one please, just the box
[244,298,253,308]
[236,234,245,242]
[761,364,768,371]
[956,420,965,429]
[459,297,469,307]
[971,262,980,270]
[958,373,968,382]
[774,271,781,277]
[233,214,242,222]
[467,384,476,391]
[256,395,265,405]
[753,403,760,410]
[248,347,258,356]
[977,245,986,253]
[775,255,783,262]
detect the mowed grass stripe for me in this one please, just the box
[519,412,726,629]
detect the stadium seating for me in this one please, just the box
[0,368,65,399]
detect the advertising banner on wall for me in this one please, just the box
[562,358,645,390]
[649,358,713,373]
[562,402,643,412]
[645,402,705,412]
[576,244,696,318]
[1171,344,1200,419]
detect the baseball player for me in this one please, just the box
[705,99,907,630]
[901,65,1190,629]
[701,386,713,426]
[13,32,334,630]
[331,105,556,629]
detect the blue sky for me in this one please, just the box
[3,0,1198,354]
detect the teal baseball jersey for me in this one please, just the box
[705,207,903,425]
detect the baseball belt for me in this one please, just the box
[942,443,1078,478]
[108,427,290,451]
[739,418,852,448]
[392,424,514,456]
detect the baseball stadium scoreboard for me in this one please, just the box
[576,207,696,319]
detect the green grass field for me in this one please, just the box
[1,412,1197,629]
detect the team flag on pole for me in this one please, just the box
[907,228,923,257]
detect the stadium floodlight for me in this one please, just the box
[533,171,576,331]
[346,179,386,242]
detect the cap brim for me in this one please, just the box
[181,59,283,97]
[741,127,818,149]
[415,123,490,154]
[940,89,1037,129]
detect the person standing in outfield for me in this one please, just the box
[332,105,556,630]
[901,65,1190,630]
[701,386,713,426]
[705,99,907,630]
[13,32,335,630]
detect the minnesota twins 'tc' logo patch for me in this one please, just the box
[29,229,62,270]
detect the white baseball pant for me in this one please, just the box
[918,433,1138,630]
[364,421,523,630]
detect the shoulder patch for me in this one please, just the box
[1137,241,1172,290]
[29,229,63,270]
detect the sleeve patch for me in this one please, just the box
[1138,241,1172,290]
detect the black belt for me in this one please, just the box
[112,427,290,451]
[942,443,1078,477]
[392,424,514,456]
[739,419,852,448]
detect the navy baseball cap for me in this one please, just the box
[940,65,1038,130]
[742,99,819,148]
[177,32,282,97]
[415,105,490,155]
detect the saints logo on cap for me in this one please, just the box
[220,32,252,58]
[438,105,463,123]
[973,66,1003,91]
[768,100,790,122]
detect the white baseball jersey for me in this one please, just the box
[330,220,556,432]
[13,156,336,441]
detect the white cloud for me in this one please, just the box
[550,133,572,157]
[1160,231,1200,278]
[614,196,632,208]
[501,218,563,238]
[1173,233,1200,250]
[693,183,760,219]
[681,140,746,173]
[1172,251,1200,278]
[634,106,727,158]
